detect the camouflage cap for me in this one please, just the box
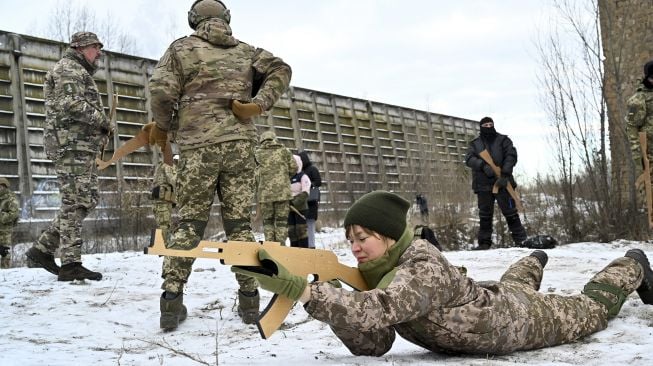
[70,31,104,49]
[0,177,10,187]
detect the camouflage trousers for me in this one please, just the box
[287,208,308,248]
[0,230,11,269]
[260,200,289,244]
[162,141,257,294]
[153,202,173,243]
[35,151,99,265]
[473,254,643,354]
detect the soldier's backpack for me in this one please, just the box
[414,225,442,251]
[521,235,557,249]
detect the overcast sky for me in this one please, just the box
[0,0,560,180]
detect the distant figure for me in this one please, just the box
[26,31,109,281]
[288,155,311,248]
[0,177,20,269]
[298,151,322,248]
[151,160,177,243]
[465,116,527,250]
[415,193,429,223]
[255,131,296,243]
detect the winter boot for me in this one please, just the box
[160,292,187,331]
[472,243,491,251]
[26,247,60,275]
[57,263,102,281]
[530,250,548,268]
[237,290,260,325]
[625,249,653,305]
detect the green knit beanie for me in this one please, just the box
[344,191,410,241]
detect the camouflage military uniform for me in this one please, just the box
[255,132,296,243]
[305,231,644,356]
[0,179,20,269]
[626,85,653,178]
[152,161,177,241]
[33,41,109,265]
[149,18,291,295]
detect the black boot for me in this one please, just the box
[238,290,260,324]
[472,243,491,251]
[625,249,653,305]
[160,292,187,331]
[530,250,548,268]
[57,262,102,281]
[26,247,60,275]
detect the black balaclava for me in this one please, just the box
[643,60,653,89]
[479,116,497,143]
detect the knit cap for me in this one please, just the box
[343,191,410,240]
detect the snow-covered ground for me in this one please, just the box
[1,230,652,366]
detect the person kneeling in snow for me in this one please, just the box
[233,190,653,356]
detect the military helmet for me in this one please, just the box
[259,130,277,143]
[70,31,103,49]
[188,0,231,30]
[0,177,10,188]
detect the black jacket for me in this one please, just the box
[299,151,322,220]
[464,133,517,193]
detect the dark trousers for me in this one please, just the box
[477,190,527,246]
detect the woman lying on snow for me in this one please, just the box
[233,191,653,356]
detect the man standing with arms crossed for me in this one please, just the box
[26,32,109,281]
[147,0,291,330]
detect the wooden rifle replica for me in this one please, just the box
[635,131,653,229]
[145,229,369,339]
[478,149,524,212]
[96,123,173,170]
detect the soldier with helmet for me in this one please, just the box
[0,177,19,269]
[146,0,291,330]
[26,31,111,281]
[627,60,653,184]
[255,130,297,244]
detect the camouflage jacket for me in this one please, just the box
[305,230,590,356]
[43,48,109,160]
[626,86,653,163]
[149,19,292,151]
[255,139,296,203]
[0,186,19,233]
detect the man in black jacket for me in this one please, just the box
[298,151,322,248]
[465,117,527,250]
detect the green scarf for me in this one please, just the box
[358,227,413,289]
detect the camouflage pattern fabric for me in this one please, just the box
[69,31,103,48]
[305,238,644,356]
[255,135,295,243]
[0,184,19,269]
[260,201,289,243]
[627,86,653,171]
[34,48,107,266]
[149,18,291,151]
[34,151,99,265]
[161,141,258,294]
[287,208,308,248]
[152,161,177,241]
[43,48,109,161]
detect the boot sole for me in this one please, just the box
[626,249,653,305]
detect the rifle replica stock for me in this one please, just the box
[145,229,368,339]
[635,131,653,229]
[96,123,174,170]
[478,149,523,212]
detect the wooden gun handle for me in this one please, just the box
[257,294,294,339]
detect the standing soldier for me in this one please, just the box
[147,0,291,330]
[288,154,311,248]
[627,60,653,187]
[151,159,177,242]
[0,178,20,269]
[255,131,296,243]
[26,31,110,281]
[465,117,527,250]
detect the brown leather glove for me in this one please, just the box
[231,100,262,121]
[142,122,167,150]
